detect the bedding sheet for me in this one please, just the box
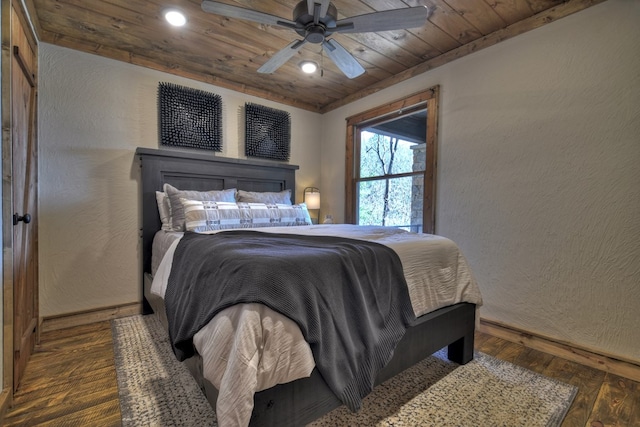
[151,224,482,427]
[151,230,182,276]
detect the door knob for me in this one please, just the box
[13,213,31,225]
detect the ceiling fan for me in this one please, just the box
[201,0,430,79]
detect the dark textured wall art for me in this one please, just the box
[245,103,291,161]
[158,82,222,151]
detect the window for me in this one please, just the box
[345,87,439,234]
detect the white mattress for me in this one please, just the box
[151,224,482,427]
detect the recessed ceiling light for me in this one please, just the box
[300,61,318,74]
[164,9,187,27]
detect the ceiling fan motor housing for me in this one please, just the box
[200,0,427,78]
[293,1,338,43]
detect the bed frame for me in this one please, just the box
[136,147,476,426]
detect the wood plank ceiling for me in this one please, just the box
[26,0,603,113]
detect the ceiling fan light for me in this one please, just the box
[300,61,318,74]
[164,9,187,27]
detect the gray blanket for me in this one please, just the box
[165,230,415,412]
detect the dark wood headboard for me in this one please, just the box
[136,147,299,278]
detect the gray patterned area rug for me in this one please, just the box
[112,314,577,427]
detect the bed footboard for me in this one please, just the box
[180,302,476,427]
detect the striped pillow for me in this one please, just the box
[182,200,312,232]
[164,183,237,231]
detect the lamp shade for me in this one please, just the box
[303,187,320,210]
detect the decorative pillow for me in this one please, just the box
[237,189,292,205]
[164,183,237,231]
[182,200,312,232]
[155,191,172,231]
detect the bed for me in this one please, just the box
[136,147,481,426]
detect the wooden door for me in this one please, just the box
[10,2,38,392]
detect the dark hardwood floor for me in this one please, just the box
[2,319,638,426]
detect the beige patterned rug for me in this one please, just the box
[113,314,577,427]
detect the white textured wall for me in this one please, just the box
[38,45,322,316]
[321,0,640,361]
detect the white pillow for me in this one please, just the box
[155,191,172,231]
[182,200,312,232]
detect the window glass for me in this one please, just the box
[358,176,423,232]
[359,131,425,178]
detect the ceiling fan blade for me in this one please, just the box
[335,6,429,34]
[257,39,308,74]
[306,0,331,19]
[322,39,365,79]
[201,0,297,28]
